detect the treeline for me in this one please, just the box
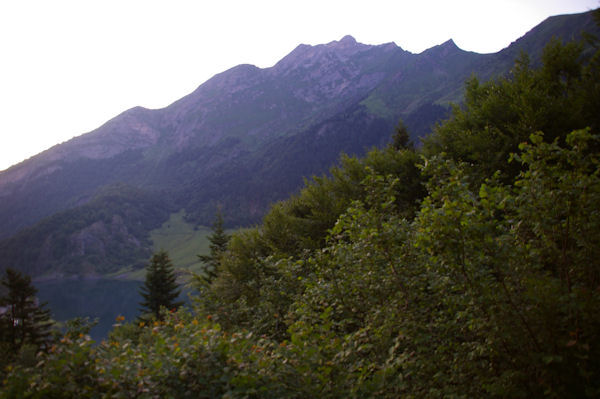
[2,17,600,397]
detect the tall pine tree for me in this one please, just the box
[391,119,413,151]
[197,209,230,286]
[139,251,183,320]
[0,268,53,354]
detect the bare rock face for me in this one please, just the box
[270,35,399,103]
[68,215,138,258]
[71,221,109,257]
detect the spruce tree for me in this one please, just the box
[197,209,230,286]
[0,268,53,353]
[391,119,413,151]
[139,250,183,320]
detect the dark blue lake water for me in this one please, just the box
[36,279,189,342]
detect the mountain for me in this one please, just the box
[0,10,597,278]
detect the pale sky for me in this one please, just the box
[0,0,597,171]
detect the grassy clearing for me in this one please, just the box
[112,211,236,281]
[150,211,211,277]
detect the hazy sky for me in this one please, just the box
[0,0,597,171]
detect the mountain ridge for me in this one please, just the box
[0,9,597,277]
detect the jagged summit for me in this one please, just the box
[419,38,464,57]
[273,35,391,72]
[325,35,358,47]
[440,39,459,49]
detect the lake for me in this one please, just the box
[36,278,190,342]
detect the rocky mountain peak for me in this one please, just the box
[439,39,459,50]
[326,35,358,48]
[421,38,463,58]
[324,34,371,55]
[272,35,374,74]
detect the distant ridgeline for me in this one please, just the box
[0,10,598,278]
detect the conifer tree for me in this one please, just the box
[391,119,413,151]
[0,268,53,353]
[139,251,183,320]
[197,209,230,286]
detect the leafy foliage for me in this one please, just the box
[423,38,600,183]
